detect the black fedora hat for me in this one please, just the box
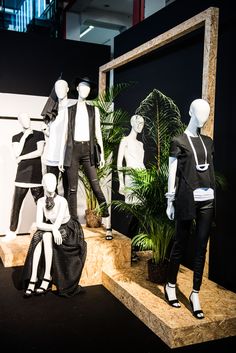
[74,76,97,88]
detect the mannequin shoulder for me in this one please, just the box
[200,134,213,143]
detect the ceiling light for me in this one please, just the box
[80,25,94,38]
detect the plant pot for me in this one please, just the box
[85,209,102,228]
[147,258,169,284]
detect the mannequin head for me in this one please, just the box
[189,99,210,128]
[55,79,69,100]
[130,115,144,133]
[42,173,57,194]
[77,81,91,100]
[18,113,31,130]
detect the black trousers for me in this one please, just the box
[46,165,69,199]
[10,186,44,232]
[67,141,109,219]
[167,200,214,291]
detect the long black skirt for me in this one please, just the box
[22,218,87,297]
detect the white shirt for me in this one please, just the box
[46,106,68,166]
[74,101,90,142]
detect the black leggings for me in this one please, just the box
[67,141,108,219]
[10,186,44,232]
[167,200,214,291]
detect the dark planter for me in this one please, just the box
[147,258,169,284]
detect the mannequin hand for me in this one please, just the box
[58,164,64,172]
[166,200,175,220]
[53,228,62,245]
[99,157,105,169]
[16,156,22,164]
[119,185,125,196]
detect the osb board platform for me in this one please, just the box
[102,252,236,348]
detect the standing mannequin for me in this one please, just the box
[63,77,112,240]
[22,173,87,298]
[117,115,145,260]
[117,114,145,203]
[42,79,69,197]
[164,99,215,319]
[1,113,45,242]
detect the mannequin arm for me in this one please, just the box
[16,140,45,163]
[166,157,178,220]
[95,107,105,168]
[117,138,126,195]
[36,198,67,245]
[12,128,33,157]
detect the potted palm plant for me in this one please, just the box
[113,89,185,283]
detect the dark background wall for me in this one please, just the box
[112,0,236,292]
[0,29,110,99]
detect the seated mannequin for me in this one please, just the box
[42,79,69,197]
[117,114,146,260]
[1,113,45,242]
[164,98,215,319]
[22,173,87,298]
[62,77,112,240]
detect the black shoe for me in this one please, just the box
[164,283,181,308]
[189,292,204,319]
[23,281,36,298]
[35,278,52,296]
[105,228,113,240]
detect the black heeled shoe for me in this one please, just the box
[164,283,181,308]
[105,228,113,240]
[35,278,52,296]
[23,281,36,298]
[189,292,205,319]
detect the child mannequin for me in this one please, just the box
[22,173,87,298]
[1,113,45,242]
[165,99,215,319]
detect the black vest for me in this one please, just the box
[64,103,96,167]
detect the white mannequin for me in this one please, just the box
[2,113,45,242]
[117,115,145,203]
[165,98,211,317]
[24,173,70,297]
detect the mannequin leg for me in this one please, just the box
[82,155,109,217]
[67,150,80,219]
[31,186,44,203]
[9,186,29,232]
[24,241,42,297]
[166,219,192,305]
[36,232,53,294]
[189,200,214,318]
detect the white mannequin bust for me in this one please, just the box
[166,98,211,220]
[117,114,145,203]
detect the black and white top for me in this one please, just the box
[12,130,45,186]
[169,132,215,220]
